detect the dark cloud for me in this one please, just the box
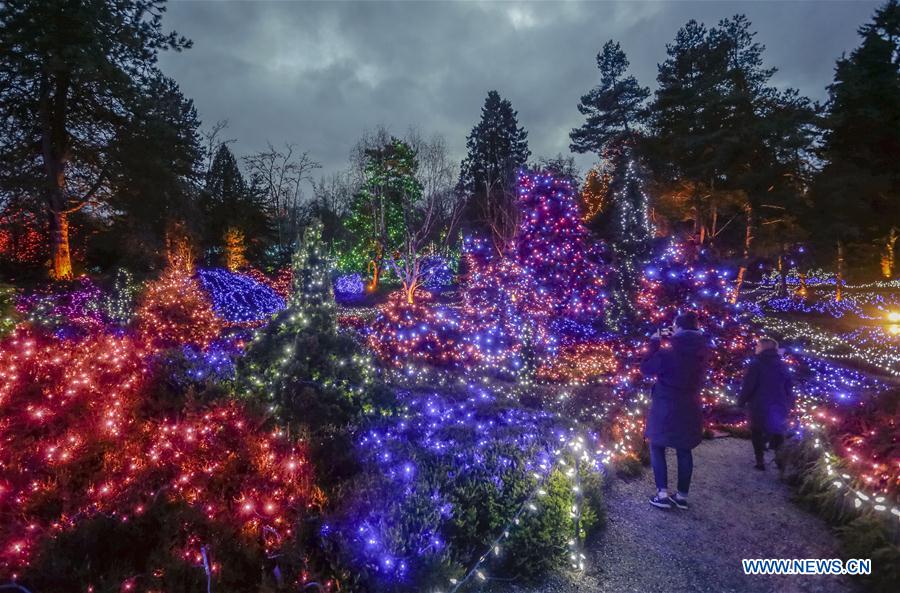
[159,0,880,179]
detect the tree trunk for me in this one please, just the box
[367,259,380,292]
[797,271,808,298]
[40,72,74,281]
[49,208,73,280]
[881,227,897,279]
[692,203,702,239]
[835,240,844,302]
[731,204,753,304]
[777,247,787,297]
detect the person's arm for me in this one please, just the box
[738,361,758,407]
[784,367,795,409]
[640,337,663,376]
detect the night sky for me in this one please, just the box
[159,0,880,180]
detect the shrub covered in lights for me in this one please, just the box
[367,292,467,369]
[635,241,738,332]
[142,339,246,416]
[102,268,140,326]
[15,276,108,336]
[136,260,223,350]
[333,272,366,303]
[322,390,606,591]
[196,267,286,324]
[0,328,318,588]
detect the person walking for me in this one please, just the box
[739,337,794,470]
[640,311,710,510]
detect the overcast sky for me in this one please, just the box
[159,0,882,181]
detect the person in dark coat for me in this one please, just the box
[640,311,710,510]
[739,338,794,470]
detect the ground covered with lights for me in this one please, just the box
[0,175,898,593]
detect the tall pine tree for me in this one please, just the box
[101,75,202,270]
[570,40,650,155]
[202,144,271,264]
[815,0,900,281]
[458,90,531,255]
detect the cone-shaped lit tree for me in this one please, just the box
[240,220,393,485]
[602,144,654,332]
[511,170,606,321]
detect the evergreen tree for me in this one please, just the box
[814,0,900,280]
[340,137,417,290]
[570,41,650,155]
[645,15,815,298]
[241,220,393,486]
[511,170,605,320]
[290,220,334,312]
[100,75,202,270]
[458,91,531,255]
[202,145,271,263]
[0,0,191,279]
[601,144,655,331]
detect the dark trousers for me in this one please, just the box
[650,443,693,495]
[751,429,784,463]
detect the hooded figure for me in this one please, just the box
[739,338,794,469]
[641,322,710,450]
[640,312,710,510]
[739,342,794,433]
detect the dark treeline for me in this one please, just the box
[0,0,898,289]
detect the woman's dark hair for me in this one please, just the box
[675,311,700,330]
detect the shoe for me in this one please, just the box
[754,462,766,471]
[669,494,688,510]
[649,494,672,509]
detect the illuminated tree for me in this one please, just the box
[241,220,392,486]
[223,227,248,271]
[291,220,333,312]
[602,144,655,331]
[135,230,221,349]
[340,138,410,290]
[512,170,605,320]
[580,167,611,222]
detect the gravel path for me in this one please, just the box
[490,437,856,593]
